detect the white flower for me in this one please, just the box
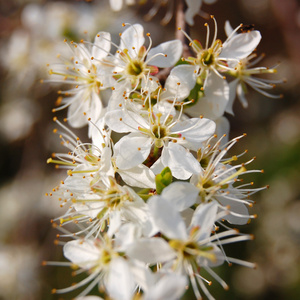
[51,237,135,299]
[127,197,254,299]
[193,134,267,224]
[106,100,215,179]
[149,134,266,225]
[179,17,260,82]
[47,118,111,190]
[106,23,182,89]
[48,117,155,189]
[223,22,283,113]
[47,32,113,127]
[67,176,150,237]
[171,17,261,119]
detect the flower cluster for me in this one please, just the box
[44,18,277,300]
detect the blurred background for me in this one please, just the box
[0,0,299,299]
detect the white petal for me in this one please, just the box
[191,202,218,241]
[153,102,176,121]
[150,157,164,175]
[119,164,156,188]
[141,75,159,92]
[126,237,176,264]
[221,31,262,60]
[185,0,201,26]
[120,24,145,58]
[224,20,235,37]
[161,143,201,180]
[114,223,143,252]
[107,257,135,300]
[74,44,92,67]
[73,202,104,219]
[225,79,239,115]
[130,261,156,293]
[237,82,249,108]
[63,240,99,269]
[181,208,195,228]
[147,40,183,68]
[114,134,152,169]
[163,65,196,100]
[88,90,103,123]
[215,116,230,144]
[148,195,188,240]
[91,116,111,150]
[146,274,188,300]
[92,32,111,59]
[105,109,147,133]
[64,165,93,192]
[184,72,229,120]
[162,181,199,211]
[107,210,122,237]
[218,196,250,225]
[67,91,90,128]
[197,244,225,267]
[172,117,216,151]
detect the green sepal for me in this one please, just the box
[182,76,205,108]
[137,188,153,201]
[175,58,191,66]
[155,167,172,194]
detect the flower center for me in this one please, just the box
[200,49,215,66]
[100,249,112,265]
[152,124,168,139]
[152,124,169,148]
[126,59,145,76]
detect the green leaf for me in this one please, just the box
[155,167,172,194]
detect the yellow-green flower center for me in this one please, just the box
[126,59,145,76]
